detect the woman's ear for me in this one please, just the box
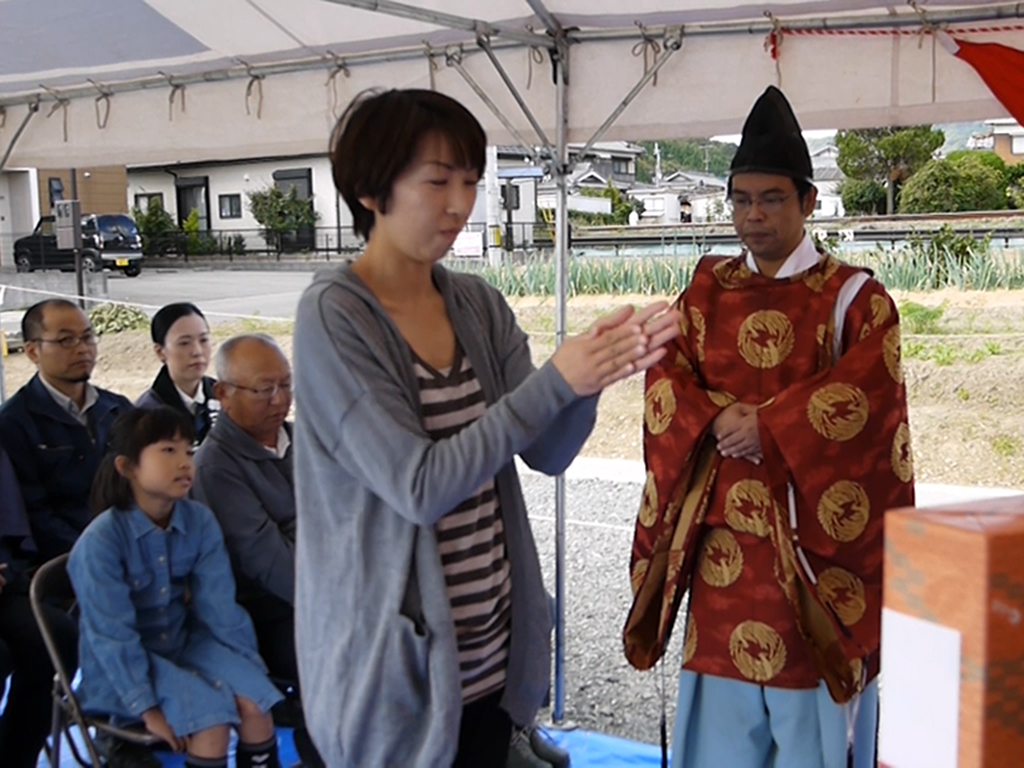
[154,343,167,364]
[359,195,380,215]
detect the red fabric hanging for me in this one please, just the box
[946,35,1024,125]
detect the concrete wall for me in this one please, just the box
[37,167,129,216]
[0,271,109,313]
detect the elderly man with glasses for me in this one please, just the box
[0,299,133,561]
[191,333,321,766]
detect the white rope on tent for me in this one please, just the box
[240,59,266,119]
[524,26,546,90]
[87,79,113,130]
[632,23,662,87]
[158,72,186,121]
[40,85,69,143]
[325,52,351,120]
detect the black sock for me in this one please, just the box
[185,755,227,768]
[236,736,280,768]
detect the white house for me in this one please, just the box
[810,145,845,218]
[0,168,41,267]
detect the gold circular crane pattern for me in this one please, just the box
[817,480,871,543]
[644,379,676,436]
[698,529,744,587]
[729,621,787,682]
[806,383,869,442]
[883,325,903,384]
[639,471,659,528]
[892,422,913,483]
[737,310,796,369]
[817,567,867,627]
[724,479,773,538]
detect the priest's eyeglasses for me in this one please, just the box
[728,193,792,215]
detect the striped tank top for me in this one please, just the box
[413,345,512,704]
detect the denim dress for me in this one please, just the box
[68,499,283,736]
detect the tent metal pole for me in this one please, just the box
[575,27,683,161]
[524,0,561,36]
[445,48,542,162]
[0,102,39,174]
[476,36,553,152]
[319,0,555,48]
[552,32,572,729]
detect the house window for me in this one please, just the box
[219,194,243,219]
[134,192,164,212]
[814,199,824,211]
[48,177,64,207]
[612,159,631,175]
[1012,136,1024,155]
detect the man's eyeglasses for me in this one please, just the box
[728,193,792,215]
[32,332,98,349]
[223,381,292,401]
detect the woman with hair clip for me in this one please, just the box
[137,303,219,444]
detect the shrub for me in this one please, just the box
[88,303,150,335]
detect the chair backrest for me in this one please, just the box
[29,553,77,695]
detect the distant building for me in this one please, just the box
[969,118,1024,165]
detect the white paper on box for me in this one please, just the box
[878,608,961,768]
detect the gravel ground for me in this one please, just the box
[521,472,686,746]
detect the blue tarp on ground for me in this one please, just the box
[39,726,662,767]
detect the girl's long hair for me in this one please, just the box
[91,407,196,515]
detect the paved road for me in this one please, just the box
[1,270,318,339]
[106,269,316,323]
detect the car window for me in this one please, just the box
[98,215,139,238]
[38,220,56,237]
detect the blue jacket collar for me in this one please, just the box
[24,373,123,428]
[125,503,188,539]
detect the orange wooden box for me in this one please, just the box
[882,496,1024,768]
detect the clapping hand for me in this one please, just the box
[551,302,683,397]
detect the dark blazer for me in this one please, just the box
[0,374,132,561]
[136,366,218,444]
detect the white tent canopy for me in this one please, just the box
[2,1,1024,168]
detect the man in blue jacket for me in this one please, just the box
[0,299,133,562]
[0,442,78,767]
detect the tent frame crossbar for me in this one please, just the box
[476,35,553,153]
[444,46,544,163]
[575,27,684,162]
[1,4,1022,109]
[0,100,39,174]
[320,0,556,48]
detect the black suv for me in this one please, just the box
[14,214,144,277]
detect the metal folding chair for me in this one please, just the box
[30,553,162,767]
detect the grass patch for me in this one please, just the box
[931,345,958,366]
[899,302,946,335]
[992,435,1020,458]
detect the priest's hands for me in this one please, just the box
[552,302,683,397]
[713,402,762,464]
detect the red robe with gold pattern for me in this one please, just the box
[623,253,914,704]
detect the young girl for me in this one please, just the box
[68,407,283,768]
[292,88,682,767]
[137,303,218,444]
